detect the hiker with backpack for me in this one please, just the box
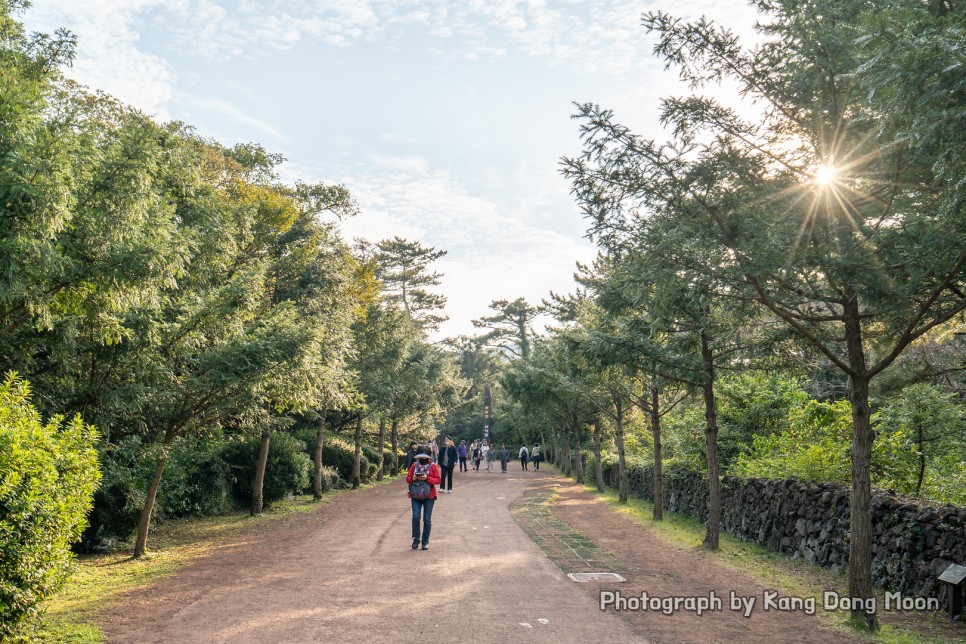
[519,445,530,470]
[531,443,541,470]
[407,447,441,550]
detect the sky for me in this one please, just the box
[22,0,760,340]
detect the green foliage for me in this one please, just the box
[221,433,311,506]
[472,298,540,359]
[715,373,810,469]
[731,399,854,484]
[365,236,448,330]
[652,378,805,474]
[660,405,707,471]
[361,443,381,479]
[0,375,101,639]
[317,465,343,493]
[872,384,965,505]
[83,433,236,549]
[320,435,370,483]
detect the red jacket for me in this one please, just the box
[406,462,441,499]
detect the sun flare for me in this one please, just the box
[814,164,838,187]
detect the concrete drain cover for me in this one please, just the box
[568,572,626,582]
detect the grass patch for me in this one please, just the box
[548,466,961,644]
[36,476,399,643]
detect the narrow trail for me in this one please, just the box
[101,468,848,643]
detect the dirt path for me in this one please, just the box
[101,469,850,643]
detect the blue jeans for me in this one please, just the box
[412,498,435,544]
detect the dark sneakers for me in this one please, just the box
[412,539,419,550]
[421,543,429,550]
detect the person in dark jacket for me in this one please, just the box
[472,441,481,471]
[403,442,418,472]
[499,444,510,473]
[439,437,458,492]
[457,440,468,472]
[407,448,441,550]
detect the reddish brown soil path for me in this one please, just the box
[549,480,852,643]
[101,469,850,643]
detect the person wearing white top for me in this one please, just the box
[519,445,530,470]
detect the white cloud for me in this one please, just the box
[331,157,595,339]
[23,0,177,118]
[178,94,288,142]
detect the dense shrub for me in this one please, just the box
[82,433,235,549]
[662,373,810,471]
[292,430,380,482]
[0,375,101,639]
[321,435,370,482]
[730,398,853,484]
[160,434,234,518]
[81,438,150,549]
[361,444,381,478]
[318,465,344,493]
[872,384,965,505]
[383,449,397,475]
[222,432,312,505]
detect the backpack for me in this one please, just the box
[409,463,432,500]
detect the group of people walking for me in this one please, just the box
[468,440,542,473]
[404,437,544,550]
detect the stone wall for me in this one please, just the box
[601,461,966,608]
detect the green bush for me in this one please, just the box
[318,465,344,493]
[382,449,397,475]
[82,433,235,550]
[731,398,854,484]
[81,437,150,549]
[222,432,312,505]
[0,375,101,639]
[321,435,370,482]
[161,433,234,518]
[872,384,966,505]
[361,444,381,479]
[661,372,810,472]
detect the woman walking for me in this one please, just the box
[472,440,481,471]
[531,443,542,470]
[457,440,468,472]
[407,447,441,550]
[499,444,510,473]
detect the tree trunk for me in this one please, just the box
[377,417,386,481]
[390,417,399,475]
[844,286,878,631]
[572,423,584,484]
[312,408,327,500]
[615,396,628,504]
[251,426,271,516]
[134,427,177,558]
[915,422,925,497]
[352,413,363,489]
[650,387,664,521]
[552,427,562,469]
[592,419,604,492]
[701,331,721,551]
[562,427,572,476]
